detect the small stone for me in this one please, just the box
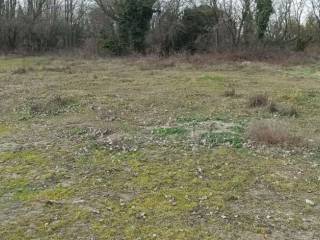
[72,199,85,204]
[120,199,125,206]
[305,199,315,206]
[91,208,100,214]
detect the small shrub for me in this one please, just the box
[268,102,298,117]
[44,96,73,114]
[12,67,28,75]
[248,94,269,108]
[268,101,278,113]
[247,120,301,146]
[25,95,78,117]
[223,88,236,97]
[278,105,298,117]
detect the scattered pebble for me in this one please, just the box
[72,199,86,204]
[305,199,315,206]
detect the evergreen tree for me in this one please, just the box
[255,0,273,39]
[117,0,156,53]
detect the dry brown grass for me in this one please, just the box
[168,50,319,66]
[12,67,34,74]
[27,95,77,116]
[247,120,302,146]
[138,58,176,70]
[268,101,298,117]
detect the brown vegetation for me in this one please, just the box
[248,94,269,108]
[223,88,236,97]
[247,120,302,146]
[268,101,298,117]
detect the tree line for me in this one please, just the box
[1,0,320,55]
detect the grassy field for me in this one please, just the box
[0,56,319,240]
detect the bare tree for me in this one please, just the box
[310,0,320,29]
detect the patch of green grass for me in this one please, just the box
[176,115,211,124]
[0,151,46,165]
[153,127,188,137]
[200,132,244,148]
[231,123,246,134]
[0,151,54,201]
[0,178,31,199]
[280,90,320,106]
[196,74,225,89]
[23,186,74,202]
[285,66,317,78]
[0,57,42,71]
[199,75,224,82]
[0,123,10,135]
[212,113,233,122]
[87,147,258,239]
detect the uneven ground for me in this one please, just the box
[0,56,319,240]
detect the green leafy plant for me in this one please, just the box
[200,132,244,148]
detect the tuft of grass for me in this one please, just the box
[11,66,35,74]
[12,67,28,75]
[223,87,236,97]
[278,104,298,117]
[268,101,298,117]
[21,95,79,118]
[248,93,269,108]
[247,119,302,146]
[268,101,278,113]
[153,127,187,137]
[26,186,74,202]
